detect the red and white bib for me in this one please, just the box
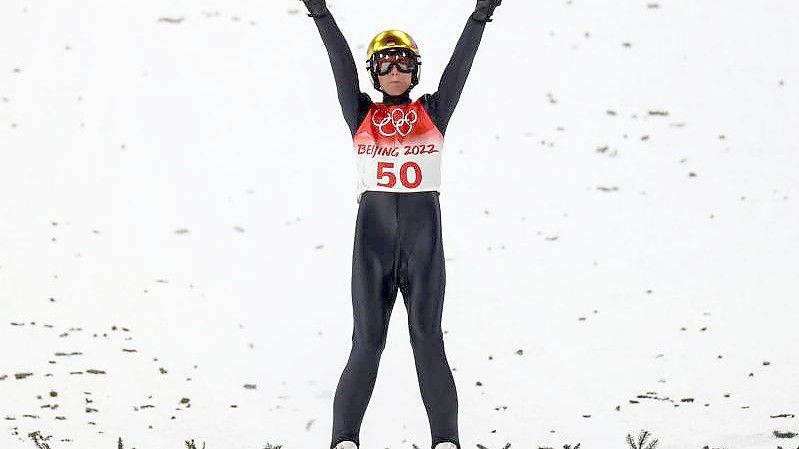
[353,100,444,203]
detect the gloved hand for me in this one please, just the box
[300,0,328,18]
[471,0,502,22]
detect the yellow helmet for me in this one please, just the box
[366,29,419,60]
[365,29,422,91]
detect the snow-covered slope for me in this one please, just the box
[1,1,797,448]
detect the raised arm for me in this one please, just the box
[423,0,502,136]
[301,0,372,136]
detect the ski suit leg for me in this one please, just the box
[396,192,460,449]
[331,191,400,449]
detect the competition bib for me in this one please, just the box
[352,100,444,203]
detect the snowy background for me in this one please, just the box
[1,0,797,448]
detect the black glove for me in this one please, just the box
[471,0,502,22]
[300,0,328,18]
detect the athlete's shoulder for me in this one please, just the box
[415,93,444,134]
[359,92,375,106]
[415,93,438,114]
[417,93,439,109]
[355,92,376,133]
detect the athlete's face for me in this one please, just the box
[378,65,413,96]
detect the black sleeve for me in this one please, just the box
[420,16,487,136]
[311,12,373,136]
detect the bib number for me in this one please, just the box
[376,161,422,188]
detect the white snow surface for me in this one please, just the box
[1,0,798,448]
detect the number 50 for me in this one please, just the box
[376,161,422,188]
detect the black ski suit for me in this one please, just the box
[308,9,489,449]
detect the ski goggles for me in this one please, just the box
[369,50,419,76]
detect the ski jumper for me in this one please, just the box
[310,10,488,449]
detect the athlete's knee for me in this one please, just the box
[353,328,389,354]
[407,323,444,346]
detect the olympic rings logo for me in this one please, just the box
[372,108,418,137]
